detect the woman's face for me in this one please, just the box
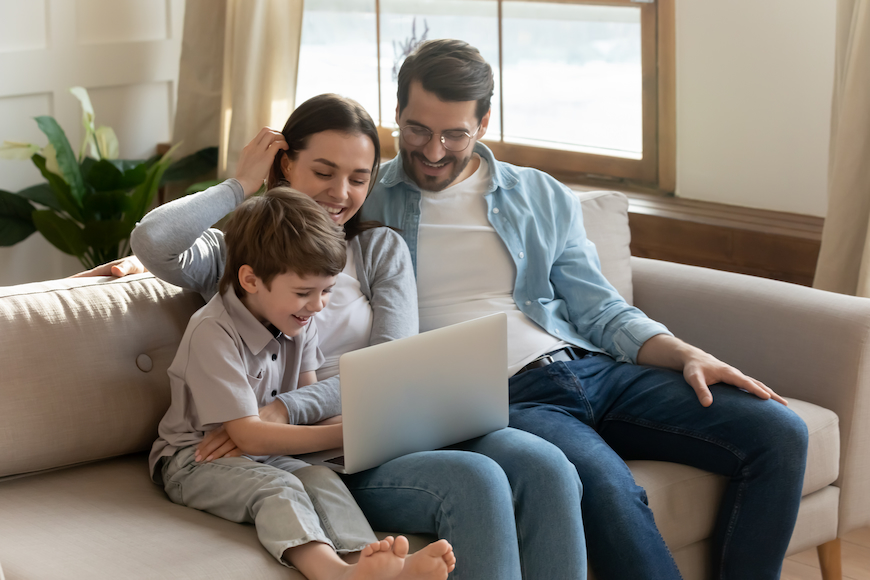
[280,130,376,225]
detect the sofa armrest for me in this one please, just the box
[631,257,870,535]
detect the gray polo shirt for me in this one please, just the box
[149,289,323,482]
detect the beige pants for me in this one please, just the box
[162,446,377,565]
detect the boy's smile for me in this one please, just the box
[240,268,336,337]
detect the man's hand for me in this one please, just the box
[195,426,243,463]
[235,127,289,196]
[637,334,787,408]
[69,256,146,278]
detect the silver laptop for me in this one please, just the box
[297,313,508,474]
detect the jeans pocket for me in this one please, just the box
[510,361,595,426]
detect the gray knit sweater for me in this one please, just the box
[131,179,418,423]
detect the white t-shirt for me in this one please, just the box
[416,156,565,375]
[314,247,373,379]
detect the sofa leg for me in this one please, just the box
[817,538,842,580]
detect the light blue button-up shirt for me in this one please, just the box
[360,142,671,363]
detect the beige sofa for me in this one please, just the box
[0,191,866,580]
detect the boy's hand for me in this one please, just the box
[195,426,243,462]
[235,127,288,196]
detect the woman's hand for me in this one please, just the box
[69,256,147,278]
[235,127,289,197]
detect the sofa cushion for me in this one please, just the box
[629,397,839,552]
[577,190,633,304]
[0,453,433,580]
[0,275,204,478]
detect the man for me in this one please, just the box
[359,38,808,580]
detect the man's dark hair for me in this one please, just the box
[397,39,494,122]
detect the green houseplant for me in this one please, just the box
[0,87,216,269]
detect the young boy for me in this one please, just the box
[148,188,455,580]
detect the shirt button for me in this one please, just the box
[525,300,532,306]
[518,252,525,259]
[271,390,277,397]
[492,207,499,214]
[554,329,561,335]
[271,354,277,361]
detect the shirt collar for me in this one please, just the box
[221,289,285,355]
[380,141,519,193]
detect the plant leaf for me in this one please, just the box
[127,143,181,226]
[42,143,63,179]
[35,116,86,206]
[32,209,87,256]
[83,190,131,220]
[0,141,40,160]
[83,158,124,191]
[185,179,223,195]
[70,87,98,159]
[31,154,83,222]
[95,126,119,160]
[161,146,219,184]
[82,219,130,251]
[0,189,37,245]
[16,183,63,212]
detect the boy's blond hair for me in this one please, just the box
[218,187,347,299]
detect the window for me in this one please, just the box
[296,0,674,191]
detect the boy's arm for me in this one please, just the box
[223,415,342,457]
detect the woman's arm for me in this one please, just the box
[131,180,242,299]
[357,227,419,346]
[131,128,287,299]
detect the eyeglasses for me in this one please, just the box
[400,125,480,152]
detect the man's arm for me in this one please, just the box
[636,334,787,407]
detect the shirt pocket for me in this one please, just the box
[245,369,265,390]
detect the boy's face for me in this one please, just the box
[396,80,490,192]
[241,268,336,337]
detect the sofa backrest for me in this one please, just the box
[0,190,633,478]
[576,190,633,304]
[0,275,204,478]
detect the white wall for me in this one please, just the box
[0,0,184,286]
[675,0,836,217]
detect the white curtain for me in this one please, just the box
[814,0,870,296]
[172,0,304,178]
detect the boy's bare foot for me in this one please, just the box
[341,536,454,580]
[394,536,455,580]
[341,537,401,580]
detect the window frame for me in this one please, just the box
[373,0,675,191]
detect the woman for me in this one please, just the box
[121,94,587,580]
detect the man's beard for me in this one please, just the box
[400,147,473,192]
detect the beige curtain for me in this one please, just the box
[814,0,870,296]
[172,0,304,178]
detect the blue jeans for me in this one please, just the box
[508,354,809,580]
[341,427,587,580]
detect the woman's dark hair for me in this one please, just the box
[268,94,382,240]
[397,39,494,122]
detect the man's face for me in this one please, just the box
[396,80,490,191]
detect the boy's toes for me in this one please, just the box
[391,535,410,558]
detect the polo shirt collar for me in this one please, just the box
[221,289,285,355]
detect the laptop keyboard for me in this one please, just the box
[325,456,345,467]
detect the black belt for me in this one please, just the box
[516,346,591,375]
